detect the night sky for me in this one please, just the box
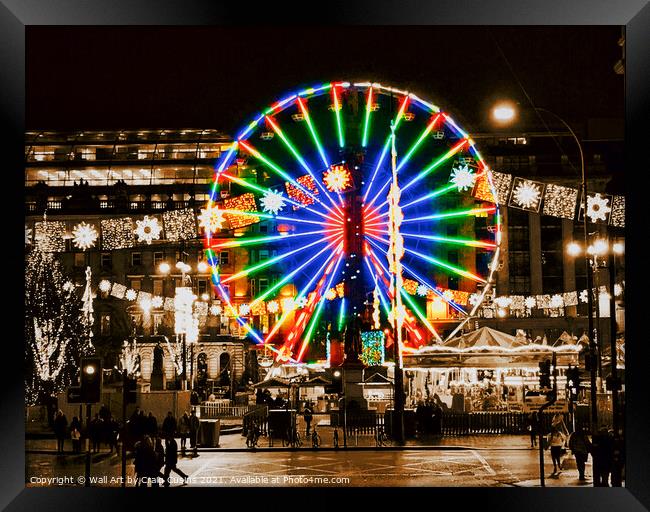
[26,26,624,134]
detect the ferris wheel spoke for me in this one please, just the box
[331,84,345,148]
[405,246,487,284]
[401,205,497,224]
[363,95,410,202]
[400,183,458,211]
[365,237,468,318]
[363,255,395,316]
[401,138,470,193]
[219,171,333,222]
[401,232,497,249]
[395,113,443,174]
[220,235,337,285]
[295,253,345,362]
[263,242,343,346]
[238,139,340,219]
[296,96,330,170]
[265,115,344,215]
[361,86,374,148]
[249,235,344,306]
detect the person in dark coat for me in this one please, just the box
[303,403,313,435]
[189,410,200,456]
[133,435,152,487]
[146,412,158,439]
[527,411,539,448]
[154,437,166,482]
[161,411,177,440]
[163,436,189,487]
[70,416,82,454]
[568,426,592,480]
[591,427,614,486]
[53,410,68,453]
[90,413,104,453]
[179,412,190,455]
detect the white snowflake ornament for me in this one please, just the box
[512,181,542,209]
[135,216,162,245]
[449,164,476,192]
[260,190,286,215]
[579,290,589,303]
[416,284,429,297]
[72,222,99,250]
[198,204,226,233]
[586,193,611,222]
[126,289,138,301]
[524,296,537,309]
[295,296,308,308]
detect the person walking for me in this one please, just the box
[591,427,614,486]
[548,427,567,476]
[146,412,159,439]
[53,410,68,454]
[154,437,166,484]
[568,426,592,481]
[69,416,82,454]
[161,411,177,440]
[189,409,200,457]
[163,436,189,487]
[527,411,538,448]
[303,402,313,436]
[90,413,103,453]
[134,435,156,487]
[179,412,190,455]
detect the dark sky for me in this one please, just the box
[26,26,624,134]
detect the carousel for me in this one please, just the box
[402,327,583,412]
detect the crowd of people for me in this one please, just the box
[52,405,120,454]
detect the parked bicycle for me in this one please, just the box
[246,422,261,449]
[375,426,390,447]
[283,426,302,448]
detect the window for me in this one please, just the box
[259,249,269,262]
[74,253,86,268]
[153,279,163,296]
[100,313,111,336]
[198,279,208,297]
[260,223,268,233]
[130,279,141,290]
[100,253,112,269]
[220,251,230,265]
[259,278,269,294]
[131,252,142,266]
[153,252,164,267]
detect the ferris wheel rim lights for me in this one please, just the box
[205,80,502,361]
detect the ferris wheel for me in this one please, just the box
[203,81,502,363]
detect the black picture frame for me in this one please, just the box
[3,1,649,510]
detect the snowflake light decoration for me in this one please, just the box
[71,221,99,250]
[198,203,226,233]
[614,284,623,297]
[325,289,337,300]
[550,294,564,308]
[25,226,33,246]
[323,165,352,192]
[511,179,542,210]
[281,297,296,313]
[267,300,279,314]
[63,281,75,292]
[260,190,287,215]
[586,193,612,223]
[126,289,138,301]
[295,296,309,308]
[210,304,223,316]
[135,216,162,245]
[99,280,112,293]
[152,296,164,308]
[449,164,476,192]
[416,284,429,297]
[239,303,251,316]
[442,290,454,301]
[579,290,589,303]
[524,296,537,309]
[468,293,480,306]
[494,296,512,308]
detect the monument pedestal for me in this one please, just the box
[342,362,366,411]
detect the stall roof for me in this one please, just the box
[363,373,393,385]
[443,326,524,349]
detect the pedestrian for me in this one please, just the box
[154,437,166,483]
[333,428,339,449]
[591,427,614,486]
[53,410,68,454]
[552,413,569,437]
[107,418,119,454]
[179,412,190,455]
[90,413,103,453]
[146,412,159,439]
[189,409,200,456]
[568,426,592,481]
[163,436,189,487]
[133,435,151,487]
[303,402,313,435]
[527,411,538,448]
[547,427,567,476]
[161,411,177,440]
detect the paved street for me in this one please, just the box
[26,435,597,487]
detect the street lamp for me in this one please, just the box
[492,101,597,432]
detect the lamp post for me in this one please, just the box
[492,102,598,432]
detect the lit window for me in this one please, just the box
[131,279,141,290]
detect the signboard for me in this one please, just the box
[67,386,83,404]
[522,392,568,413]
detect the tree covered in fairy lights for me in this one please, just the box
[25,249,93,404]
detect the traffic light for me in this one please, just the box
[538,359,551,389]
[80,357,102,403]
[124,375,137,404]
[566,366,580,399]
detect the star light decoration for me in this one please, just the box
[323,165,352,192]
[586,193,612,223]
[152,296,164,308]
[524,296,537,309]
[239,303,251,316]
[99,280,112,293]
[267,300,279,314]
[259,190,287,215]
[135,215,163,245]
[198,203,226,234]
[295,296,309,309]
[550,294,564,309]
[63,281,75,292]
[510,178,543,211]
[579,290,589,303]
[71,222,99,250]
[468,293,480,306]
[126,289,138,301]
[210,304,223,316]
[416,284,429,297]
[449,164,476,192]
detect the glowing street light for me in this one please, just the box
[158,262,171,274]
[567,241,582,257]
[491,102,517,123]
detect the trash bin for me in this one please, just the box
[200,419,220,447]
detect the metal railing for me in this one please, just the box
[243,406,269,436]
[196,402,256,419]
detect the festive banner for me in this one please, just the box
[508,177,545,213]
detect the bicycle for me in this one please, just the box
[246,424,260,449]
[311,428,321,448]
[375,427,390,447]
[282,426,302,448]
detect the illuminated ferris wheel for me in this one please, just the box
[203,81,502,363]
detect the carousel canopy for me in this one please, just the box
[554,331,578,347]
[363,372,394,385]
[444,326,524,349]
